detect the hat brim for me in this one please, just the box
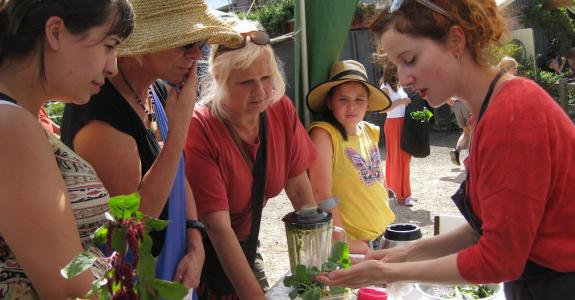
[118,10,241,57]
[306,79,392,113]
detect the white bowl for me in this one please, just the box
[415,283,502,300]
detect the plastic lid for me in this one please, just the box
[383,223,422,241]
[282,206,332,229]
[358,287,388,300]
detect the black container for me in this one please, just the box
[380,223,422,249]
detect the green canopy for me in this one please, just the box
[295,0,359,126]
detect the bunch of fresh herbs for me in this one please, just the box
[283,241,351,300]
[410,107,434,123]
[61,193,187,300]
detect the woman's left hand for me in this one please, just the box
[315,260,390,288]
[173,247,205,288]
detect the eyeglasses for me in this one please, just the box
[213,30,270,59]
[181,39,207,51]
[388,0,452,20]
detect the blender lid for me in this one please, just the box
[384,223,422,241]
[282,206,332,227]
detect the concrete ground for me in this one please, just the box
[259,130,468,286]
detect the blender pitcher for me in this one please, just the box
[282,206,333,273]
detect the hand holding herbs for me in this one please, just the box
[283,241,351,300]
[410,107,434,122]
[60,193,188,300]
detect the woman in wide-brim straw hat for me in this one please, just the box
[307,60,396,255]
[60,0,241,294]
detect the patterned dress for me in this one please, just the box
[0,129,109,299]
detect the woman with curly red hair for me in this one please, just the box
[317,1,575,298]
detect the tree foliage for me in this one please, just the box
[238,0,294,37]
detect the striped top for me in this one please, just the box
[0,100,109,299]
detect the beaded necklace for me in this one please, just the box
[118,68,158,134]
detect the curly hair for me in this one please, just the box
[369,0,506,66]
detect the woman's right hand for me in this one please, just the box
[164,61,198,141]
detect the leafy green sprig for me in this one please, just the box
[283,241,351,300]
[61,193,187,300]
[410,107,434,123]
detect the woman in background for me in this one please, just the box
[380,61,415,206]
[498,56,519,75]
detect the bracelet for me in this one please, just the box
[317,196,338,212]
[186,220,205,232]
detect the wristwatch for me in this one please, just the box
[186,219,205,232]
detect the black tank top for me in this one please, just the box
[61,79,168,256]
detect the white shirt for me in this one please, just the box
[382,83,408,119]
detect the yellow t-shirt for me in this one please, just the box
[309,121,395,241]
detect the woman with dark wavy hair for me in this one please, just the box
[0,0,133,298]
[317,1,575,298]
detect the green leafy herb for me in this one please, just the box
[61,193,187,300]
[456,284,496,300]
[410,107,434,122]
[283,241,351,300]
[433,284,496,300]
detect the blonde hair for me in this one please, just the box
[497,56,518,72]
[198,20,285,120]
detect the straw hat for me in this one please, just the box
[118,0,242,57]
[307,60,391,113]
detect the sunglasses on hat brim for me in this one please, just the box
[388,0,452,20]
[213,30,270,59]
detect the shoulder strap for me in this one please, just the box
[223,113,267,266]
[223,120,255,172]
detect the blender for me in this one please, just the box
[282,206,333,273]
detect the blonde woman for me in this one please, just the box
[498,56,519,75]
[185,21,317,300]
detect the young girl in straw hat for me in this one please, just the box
[307,60,395,254]
[60,0,241,294]
[317,1,575,298]
[0,0,133,298]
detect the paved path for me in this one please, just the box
[259,131,467,285]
